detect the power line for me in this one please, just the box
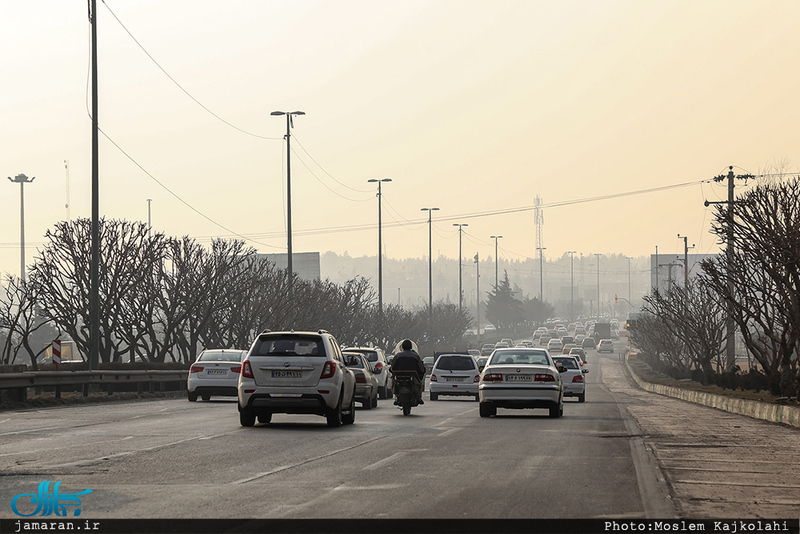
[100,0,280,140]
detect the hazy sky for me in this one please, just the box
[2,0,799,282]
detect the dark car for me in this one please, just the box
[581,337,596,350]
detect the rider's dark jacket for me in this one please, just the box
[390,350,426,380]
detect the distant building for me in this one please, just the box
[258,252,321,281]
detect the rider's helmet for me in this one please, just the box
[401,339,413,351]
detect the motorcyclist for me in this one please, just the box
[390,339,425,405]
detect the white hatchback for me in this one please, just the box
[429,354,480,401]
[551,355,587,402]
[547,338,563,354]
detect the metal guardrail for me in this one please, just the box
[0,370,188,404]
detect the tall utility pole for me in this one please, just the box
[567,251,576,320]
[490,235,503,291]
[271,110,305,300]
[90,0,100,371]
[654,245,659,293]
[453,223,468,313]
[626,256,632,308]
[677,234,694,289]
[474,253,480,339]
[147,199,152,237]
[706,165,753,370]
[537,247,546,300]
[421,208,439,326]
[594,253,601,318]
[8,173,35,281]
[368,178,391,317]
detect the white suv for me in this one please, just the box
[238,331,357,428]
[342,346,392,399]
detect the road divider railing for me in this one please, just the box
[0,369,188,406]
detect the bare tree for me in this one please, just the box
[0,276,59,368]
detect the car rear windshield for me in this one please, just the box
[435,356,476,371]
[343,353,365,368]
[198,350,244,362]
[553,357,579,369]
[349,349,378,362]
[252,336,324,356]
[490,351,550,365]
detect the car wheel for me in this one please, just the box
[371,393,378,409]
[326,396,343,428]
[362,397,373,410]
[201,394,211,402]
[240,410,256,427]
[474,394,480,402]
[430,392,438,401]
[257,413,272,424]
[342,392,356,425]
[379,386,388,400]
[549,403,563,418]
[187,392,198,402]
[479,402,495,417]
[578,393,586,403]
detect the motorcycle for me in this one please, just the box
[391,370,421,416]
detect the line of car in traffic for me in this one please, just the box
[186,330,600,426]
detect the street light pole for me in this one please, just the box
[536,247,546,300]
[146,198,152,237]
[453,223,469,313]
[368,179,392,316]
[490,235,503,291]
[594,253,602,318]
[626,256,632,308]
[474,252,480,339]
[8,173,35,281]
[271,110,305,299]
[567,251,576,320]
[421,207,440,327]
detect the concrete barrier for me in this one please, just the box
[624,357,800,429]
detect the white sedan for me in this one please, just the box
[478,348,565,418]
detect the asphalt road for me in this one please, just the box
[1,348,798,521]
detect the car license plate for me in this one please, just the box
[271,371,302,378]
[207,369,227,375]
[445,377,463,382]
[505,375,532,382]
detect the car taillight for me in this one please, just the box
[473,375,480,383]
[190,366,203,373]
[320,361,336,379]
[572,375,583,383]
[231,366,241,373]
[482,373,503,382]
[241,361,254,378]
[356,375,366,384]
[374,362,383,374]
[535,374,555,382]
[430,373,438,382]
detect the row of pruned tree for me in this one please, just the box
[1,219,471,368]
[630,178,800,398]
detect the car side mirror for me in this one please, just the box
[582,368,589,374]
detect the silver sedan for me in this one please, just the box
[478,348,565,418]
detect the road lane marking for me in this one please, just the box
[436,428,462,438]
[232,435,387,484]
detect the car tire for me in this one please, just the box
[578,393,586,403]
[257,413,272,424]
[430,392,438,401]
[474,394,480,402]
[187,392,198,402]
[379,386,388,400]
[342,392,356,425]
[326,397,343,428]
[371,393,378,409]
[479,402,495,417]
[201,394,211,402]
[549,403,563,418]
[240,410,256,427]
[362,397,373,410]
